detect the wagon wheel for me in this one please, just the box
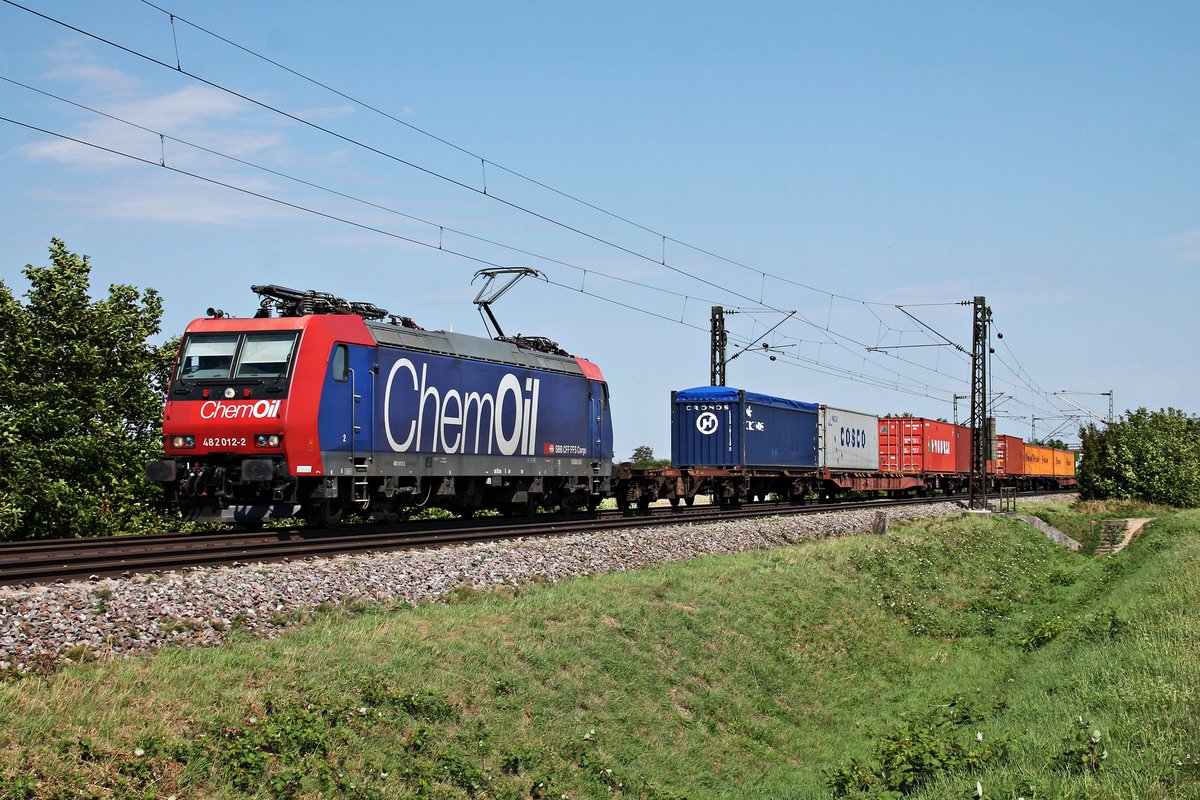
[504,497,537,517]
[668,497,681,510]
[684,496,695,507]
[636,495,652,514]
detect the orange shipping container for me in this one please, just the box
[1024,444,1054,477]
[1053,449,1075,478]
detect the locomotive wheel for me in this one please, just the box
[375,495,405,524]
[305,499,344,529]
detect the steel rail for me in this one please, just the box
[0,491,1072,587]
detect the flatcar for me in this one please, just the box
[613,396,1077,510]
[613,387,922,508]
[878,417,1074,492]
[146,285,614,525]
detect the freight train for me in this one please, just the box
[145,285,1076,525]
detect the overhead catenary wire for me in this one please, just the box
[0,110,955,401]
[0,0,978,387]
[0,0,966,396]
[6,0,976,379]
[0,0,788,316]
[0,0,1067,411]
[134,0,900,310]
[0,73,746,314]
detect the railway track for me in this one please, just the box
[0,492,1071,587]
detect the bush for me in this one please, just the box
[1078,408,1200,508]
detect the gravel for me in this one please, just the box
[0,497,1068,674]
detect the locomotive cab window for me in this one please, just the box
[179,334,239,379]
[235,332,298,379]
[332,344,348,382]
[177,331,298,382]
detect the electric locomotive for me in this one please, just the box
[146,284,614,525]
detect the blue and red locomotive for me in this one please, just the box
[146,285,614,525]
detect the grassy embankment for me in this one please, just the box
[0,501,1196,799]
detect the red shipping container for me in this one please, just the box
[955,424,972,474]
[996,434,1026,476]
[879,418,958,474]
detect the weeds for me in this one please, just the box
[1052,716,1107,773]
[826,695,1008,796]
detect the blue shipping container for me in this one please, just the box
[671,387,819,469]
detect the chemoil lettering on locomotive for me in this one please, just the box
[927,438,951,455]
[200,399,282,420]
[383,357,541,456]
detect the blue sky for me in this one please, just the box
[1,1,1196,457]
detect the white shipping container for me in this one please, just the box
[819,406,880,471]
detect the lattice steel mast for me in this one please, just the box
[968,296,992,510]
[710,306,728,386]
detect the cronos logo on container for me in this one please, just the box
[384,357,542,457]
[200,400,282,419]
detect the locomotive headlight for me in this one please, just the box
[255,434,282,448]
[171,435,195,448]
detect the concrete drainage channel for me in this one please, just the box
[1001,513,1153,555]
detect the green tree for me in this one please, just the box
[629,445,669,469]
[0,239,178,539]
[1077,408,1200,507]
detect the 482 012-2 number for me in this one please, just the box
[203,437,247,447]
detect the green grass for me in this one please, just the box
[0,507,1196,798]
